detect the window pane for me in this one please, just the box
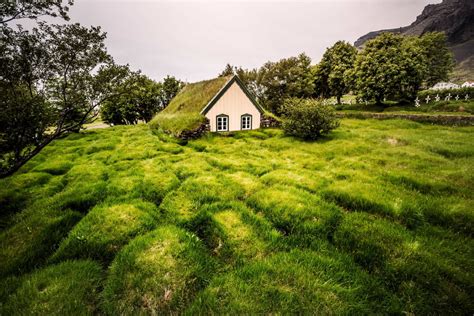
[217,116,227,131]
[242,116,251,129]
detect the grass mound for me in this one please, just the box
[51,201,157,263]
[187,249,385,314]
[247,185,341,246]
[0,207,82,277]
[334,212,474,313]
[213,207,274,262]
[0,260,103,315]
[103,226,214,314]
[160,174,246,223]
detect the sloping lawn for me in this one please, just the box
[0,119,473,314]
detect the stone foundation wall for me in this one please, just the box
[178,119,211,140]
[260,114,281,128]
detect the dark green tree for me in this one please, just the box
[352,33,409,104]
[0,0,73,24]
[258,53,315,115]
[315,41,357,104]
[418,32,454,87]
[352,32,453,104]
[101,73,164,125]
[160,75,183,108]
[0,23,131,177]
[218,63,235,77]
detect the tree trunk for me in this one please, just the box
[0,137,55,179]
[337,95,341,105]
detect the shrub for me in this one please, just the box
[0,260,103,315]
[103,226,215,314]
[281,98,339,140]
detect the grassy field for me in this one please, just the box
[0,119,473,314]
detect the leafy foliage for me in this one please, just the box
[0,24,132,177]
[0,0,73,24]
[218,63,235,77]
[314,41,357,103]
[281,98,340,140]
[419,32,455,87]
[101,73,162,125]
[160,75,184,108]
[258,53,315,115]
[352,32,454,104]
[220,54,315,115]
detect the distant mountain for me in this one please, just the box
[355,0,474,82]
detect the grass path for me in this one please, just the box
[0,119,473,314]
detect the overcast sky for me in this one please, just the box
[66,0,441,82]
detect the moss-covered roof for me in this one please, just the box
[162,76,232,116]
[150,76,231,136]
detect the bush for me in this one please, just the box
[281,98,339,140]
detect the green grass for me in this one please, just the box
[102,226,215,315]
[0,260,103,315]
[0,119,473,314]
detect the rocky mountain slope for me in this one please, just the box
[355,0,473,81]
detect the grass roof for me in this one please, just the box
[150,76,231,136]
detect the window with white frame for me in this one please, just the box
[241,115,252,130]
[216,115,228,132]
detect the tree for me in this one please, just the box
[315,41,357,104]
[352,32,454,104]
[234,66,262,100]
[218,63,235,77]
[101,73,164,125]
[258,53,315,115]
[0,0,73,24]
[419,32,454,87]
[281,98,339,140]
[160,75,183,108]
[0,23,131,177]
[399,36,427,101]
[352,33,412,104]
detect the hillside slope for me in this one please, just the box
[1,121,473,314]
